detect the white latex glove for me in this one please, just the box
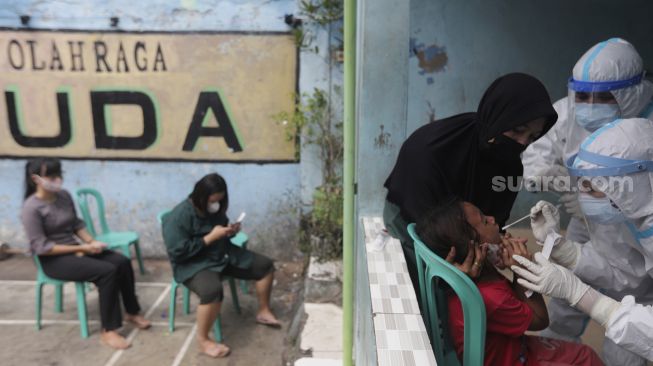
[558,192,583,219]
[511,253,590,306]
[530,200,560,244]
[513,253,621,329]
[530,200,580,268]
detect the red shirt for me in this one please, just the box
[448,278,532,366]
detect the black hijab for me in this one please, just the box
[384,73,557,227]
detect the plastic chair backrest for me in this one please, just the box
[75,188,109,237]
[407,223,486,366]
[157,210,171,225]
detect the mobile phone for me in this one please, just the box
[236,212,246,223]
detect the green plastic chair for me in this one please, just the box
[33,256,89,338]
[229,231,250,293]
[168,278,225,341]
[158,210,243,342]
[407,223,486,366]
[75,188,145,275]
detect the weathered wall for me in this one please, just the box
[0,0,341,259]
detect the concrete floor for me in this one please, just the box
[0,256,305,366]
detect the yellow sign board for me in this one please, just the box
[0,30,297,162]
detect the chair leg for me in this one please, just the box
[55,284,64,313]
[213,314,223,342]
[75,282,89,338]
[132,241,146,275]
[169,283,178,333]
[227,278,241,314]
[182,286,191,315]
[240,241,249,293]
[36,283,43,330]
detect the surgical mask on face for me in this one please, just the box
[575,103,621,132]
[578,194,627,224]
[207,201,221,214]
[36,176,62,193]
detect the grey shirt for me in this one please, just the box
[21,190,86,255]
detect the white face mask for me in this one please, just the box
[578,194,627,224]
[35,175,62,193]
[575,103,621,132]
[207,201,221,214]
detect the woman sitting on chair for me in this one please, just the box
[161,172,280,359]
[21,158,150,350]
[417,197,602,366]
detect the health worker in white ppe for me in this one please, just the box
[520,38,653,361]
[515,117,653,363]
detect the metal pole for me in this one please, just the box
[342,0,356,364]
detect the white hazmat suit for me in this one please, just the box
[521,39,653,366]
[518,118,653,362]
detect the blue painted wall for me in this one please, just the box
[0,0,341,259]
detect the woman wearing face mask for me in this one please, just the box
[21,158,150,350]
[161,173,279,359]
[383,73,558,299]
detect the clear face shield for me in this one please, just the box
[566,156,653,293]
[568,74,643,133]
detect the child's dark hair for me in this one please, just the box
[189,173,229,216]
[24,158,62,200]
[416,197,480,264]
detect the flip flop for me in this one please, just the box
[256,316,282,328]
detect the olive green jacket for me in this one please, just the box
[162,199,253,283]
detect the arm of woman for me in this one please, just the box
[44,244,95,256]
[74,227,107,254]
[162,212,233,263]
[21,204,91,256]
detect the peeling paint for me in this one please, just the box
[416,44,447,73]
[410,37,448,74]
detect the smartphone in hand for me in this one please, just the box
[236,212,246,223]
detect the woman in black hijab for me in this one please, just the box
[384,72,557,293]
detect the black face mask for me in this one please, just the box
[485,134,527,161]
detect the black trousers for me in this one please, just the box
[184,251,274,304]
[39,250,141,331]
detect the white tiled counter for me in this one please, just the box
[362,217,437,366]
